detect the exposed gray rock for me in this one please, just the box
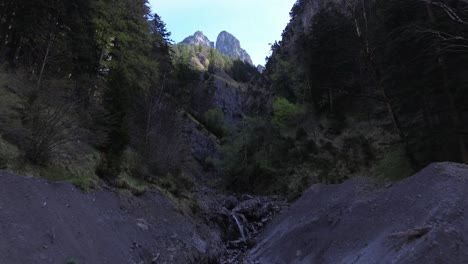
[248,162,468,264]
[216,31,253,65]
[232,199,264,220]
[240,194,254,202]
[181,31,214,48]
[223,196,239,210]
[211,72,246,126]
[191,70,247,126]
[183,112,220,164]
[256,65,265,73]
[197,193,287,264]
[180,30,253,65]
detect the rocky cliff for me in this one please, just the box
[216,31,253,65]
[181,31,215,48]
[180,30,253,65]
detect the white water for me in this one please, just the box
[222,207,249,241]
[231,213,247,241]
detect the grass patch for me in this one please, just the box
[157,172,193,197]
[7,144,101,191]
[32,165,98,191]
[66,258,79,264]
[148,171,202,216]
[115,171,149,196]
[68,173,97,191]
[373,147,414,181]
[0,70,99,190]
[0,135,20,170]
[112,149,153,195]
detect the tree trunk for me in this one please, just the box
[144,72,166,154]
[426,4,468,163]
[37,33,53,88]
[374,67,405,141]
[12,39,21,64]
[306,75,312,103]
[351,1,406,141]
[351,1,417,165]
[96,47,105,76]
[459,134,468,163]
[440,57,467,162]
[37,16,57,89]
[328,88,334,113]
[0,2,15,49]
[144,93,155,153]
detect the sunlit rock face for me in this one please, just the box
[181,31,215,48]
[216,31,253,65]
[180,30,253,65]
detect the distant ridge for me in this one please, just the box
[180,31,214,48]
[179,30,253,65]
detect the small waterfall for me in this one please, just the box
[222,207,249,241]
[231,213,247,241]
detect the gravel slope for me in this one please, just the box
[249,162,468,264]
[0,171,221,264]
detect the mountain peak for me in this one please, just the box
[193,31,205,37]
[181,31,214,48]
[180,30,253,65]
[216,31,253,65]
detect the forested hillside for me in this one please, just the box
[0,0,193,192]
[1,0,467,199]
[0,0,258,198]
[219,0,468,198]
[1,0,468,263]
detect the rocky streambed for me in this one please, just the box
[1,162,468,264]
[208,194,288,263]
[0,169,286,264]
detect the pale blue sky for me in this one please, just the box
[148,0,297,66]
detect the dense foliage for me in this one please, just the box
[0,0,260,195]
[1,0,467,199]
[218,0,468,196]
[0,0,197,191]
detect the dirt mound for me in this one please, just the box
[0,171,221,264]
[248,162,468,264]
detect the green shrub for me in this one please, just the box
[188,199,201,214]
[272,97,304,128]
[0,135,17,170]
[327,113,347,134]
[203,108,228,138]
[0,156,6,169]
[69,175,96,191]
[203,157,216,171]
[374,147,414,181]
[226,59,259,82]
[66,258,79,264]
[35,165,97,191]
[158,172,194,197]
[217,117,284,193]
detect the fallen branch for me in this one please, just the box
[388,226,432,239]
